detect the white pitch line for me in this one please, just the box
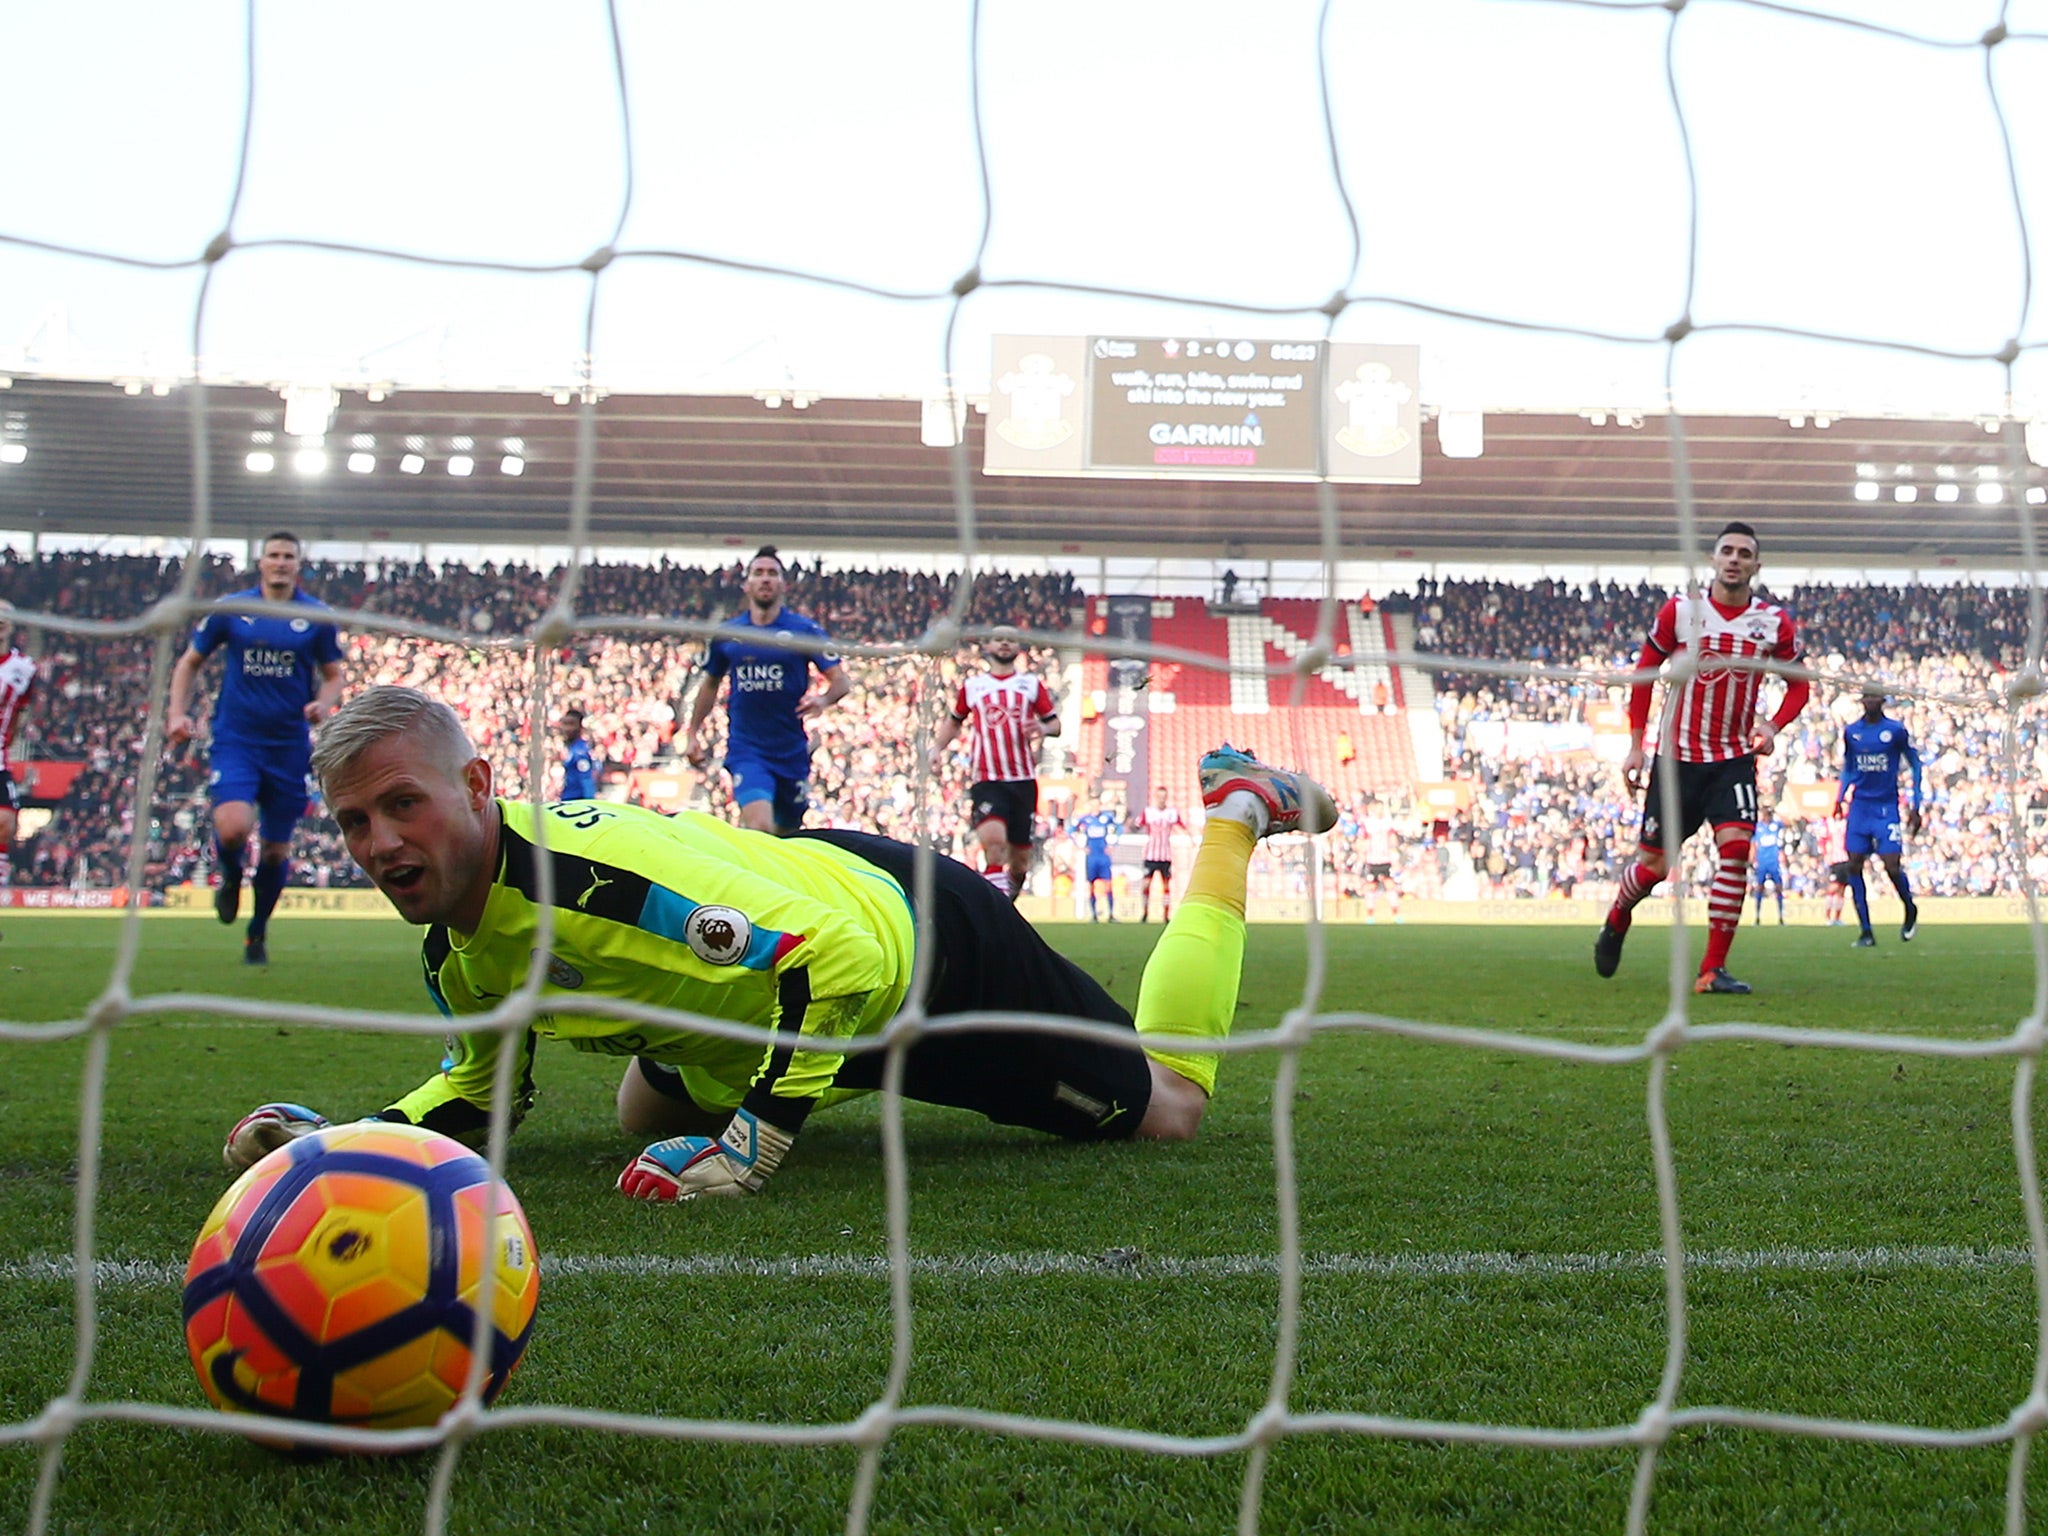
[1,1245,2035,1289]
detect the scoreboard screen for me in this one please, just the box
[1086,337,1322,479]
[983,334,1420,485]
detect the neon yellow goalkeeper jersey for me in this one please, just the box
[384,801,915,1142]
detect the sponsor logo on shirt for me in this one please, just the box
[242,645,302,679]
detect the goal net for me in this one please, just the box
[3,3,2048,1534]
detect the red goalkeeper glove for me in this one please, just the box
[616,1107,792,1201]
[222,1102,330,1173]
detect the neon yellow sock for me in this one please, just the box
[1134,819,1254,1096]
[1184,815,1255,919]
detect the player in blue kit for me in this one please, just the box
[1751,813,1786,925]
[682,547,850,835]
[1074,800,1123,921]
[556,709,598,801]
[1837,689,1923,947]
[167,532,345,964]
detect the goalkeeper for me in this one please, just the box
[223,686,1334,1200]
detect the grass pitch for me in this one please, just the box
[1,913,2044,1534]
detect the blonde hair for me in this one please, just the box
[311,686,475,788]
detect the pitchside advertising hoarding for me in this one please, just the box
[985,335,1421,483]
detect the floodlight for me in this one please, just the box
[282,384,338,439]
[347,453,376,474]
[447,455,474,476]
[246,451,276,473]
[500,455,524,476]
[1853,482,1880,502]
[399,454,425,474]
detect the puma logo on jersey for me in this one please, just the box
[577,871,614,910]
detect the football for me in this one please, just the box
[182,1120,539,1443]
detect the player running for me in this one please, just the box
[0,601,35,908]
[220,691,1337,1200]
[1134,784,1186,922]
[166,532,345,966]
[1073,799,1123,921]
[1594,522,1809,994]
[1359,798,1403,923]
[682,547,850,836]
[1751,813,1786,925]
[1838,688,1924,946]
[556,709,598,802]
[928,624,1060,900]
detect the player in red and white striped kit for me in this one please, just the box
[1135,784,1187,922]
[1594,523,1810,994]
[1821,804,1851,926]
[929,626,1061,901]
[1358,799,1403,923]
[0,601,37,901]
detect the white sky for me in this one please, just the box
[4,0,2047,417]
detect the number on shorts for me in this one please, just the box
[1733,780,1757,823]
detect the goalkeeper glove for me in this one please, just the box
[616,1107,792,1201]
[222,1102,330,1173]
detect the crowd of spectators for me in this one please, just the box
[0,549,1080,891]
[3,545,2044,910]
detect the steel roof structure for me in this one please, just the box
[0,375,2040,563]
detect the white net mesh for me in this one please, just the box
[4,2,2048,1533]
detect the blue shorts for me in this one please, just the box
[1085,852,1114,883]
[209,739,314,844]
[1845,803,1903,858]
[726,757,809,832]
[1752,858,1783,885]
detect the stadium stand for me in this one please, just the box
[1,549,2040,908]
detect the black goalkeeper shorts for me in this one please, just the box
[792,829,1153,1141]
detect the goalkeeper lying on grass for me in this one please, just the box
[223,685,1333,1200]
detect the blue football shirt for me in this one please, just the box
[704,610,839,777]
[1075,810,1121,854]
[1754,820,1782,863]
[560,737,597,801]
[1840,716,1922,809]
[192,589,344,748]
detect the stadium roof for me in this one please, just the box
[0,375,2041,564]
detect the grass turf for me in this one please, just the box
[0,913,2042,1534]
